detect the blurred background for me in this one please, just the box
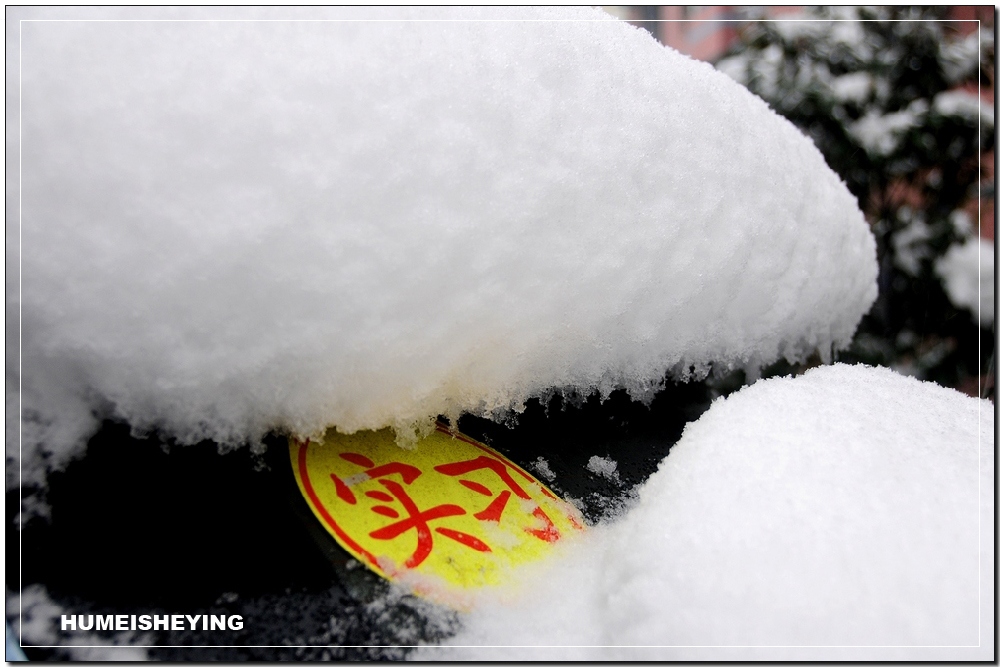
[606,5,995,398]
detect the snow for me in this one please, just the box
[849,101,928,157]
[715,44,782,99]
[941,31,991,85]
[585,455,620,483]
[712,52,750,87]
[587,455,619,482]
[828,15,868,52]
[950,209,975,238]
[849,80,994,163]
[934,89,995,128]
[891,209,933,276]
[419,364,994,660]
[14,7,877,480]
[770,19,828,43]
[767,10,872,61]
[829,72,872,104]
[8,8,993,661]
[936,237,995,327]
[529,457,556,483]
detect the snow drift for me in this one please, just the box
[421,364,994,660]
[15,7,876,477]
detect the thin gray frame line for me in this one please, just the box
[17,643,989,649]
[18,15,24,653]
[976,16,982,650]
[14,12,989,654]
[14,18,985,23]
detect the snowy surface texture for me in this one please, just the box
[936,237,995,326]
[15,7,876,478]
[420,364,994,660]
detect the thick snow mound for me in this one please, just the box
[424,364,993,659]
[17,7,876,469]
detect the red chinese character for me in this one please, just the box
[367,479,490,568]
[329,452,422,505]
[333,451,491,568]
[434,455,560,542]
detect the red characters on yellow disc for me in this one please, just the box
[290,422,584,603]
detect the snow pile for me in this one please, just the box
[936,237,995,326]
[421,364,994,660]
[16,7,876,478]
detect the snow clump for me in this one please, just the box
[421,364,994,660]
[529,457,556,483]
[585,455,620,483]
[16,7,876,479]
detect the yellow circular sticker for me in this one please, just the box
[290,421,584,604]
